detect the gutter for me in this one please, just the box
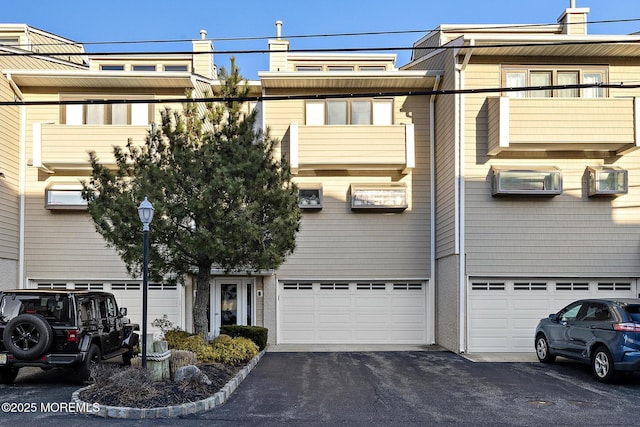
[456,40,473,354]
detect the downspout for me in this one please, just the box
[19,106,26,288]
[429,74,441,345]
[457,40,473,353]
[8,74,27,289]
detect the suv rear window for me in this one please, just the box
[0,293,73,326]
[624,304,640,323]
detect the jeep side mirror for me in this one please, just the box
[549,313,558,322]
[119,307,128,317]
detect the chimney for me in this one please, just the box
[268,20,289,72]
[558,1,590,35]
[192,29,216,79]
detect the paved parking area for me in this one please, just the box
[1,351,639,426]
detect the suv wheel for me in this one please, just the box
[2,314,53,359]
[592,346,616,383]
[0,366,20,385]
[75,344,101,384]
[535,334,556,363]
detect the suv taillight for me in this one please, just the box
[613,323,640,332]
[66,329,80,343]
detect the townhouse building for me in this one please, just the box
[2,1,640,353]
[403,3,640,353]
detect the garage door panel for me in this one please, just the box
[280,282,427,344]
[468,279,637,353]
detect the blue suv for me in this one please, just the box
[535,298,640,382]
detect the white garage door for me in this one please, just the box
[34,281,182,337]
[468,279,638,353]
[279,281,427,344]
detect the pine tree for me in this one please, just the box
[82,59,301,336]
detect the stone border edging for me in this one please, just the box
[71,349,265,419]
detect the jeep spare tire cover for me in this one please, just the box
[2,313,54,360]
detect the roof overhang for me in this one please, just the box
[258,70,442,90]
[454,34,640,58]
[3,69,198,89]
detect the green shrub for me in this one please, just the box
[219,325,268,351]
[162,328,261,365]
[164,328,193,350]
[210,336,258,366]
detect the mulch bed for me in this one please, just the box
[79,363,239,408]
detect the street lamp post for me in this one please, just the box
[137,197,154,368]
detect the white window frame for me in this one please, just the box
[491,166,562,196]
[304,98,393,125]
[45,183,88,210]
[503,66,607,98]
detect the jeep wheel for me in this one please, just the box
[0,366,20,385]
[2,314,53,360]
[74,344,101,384]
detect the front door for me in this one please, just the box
[210,278,255,336]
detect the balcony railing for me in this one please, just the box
[33,124,149,172]
[286,123,414,174]
[487,97,639,156]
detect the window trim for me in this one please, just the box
[45,183,88,210]
[502,65,608,98]
[587,166,628,197]
[304,98,393,125]
[298,184,323,210]
[490,166,562,196]
[60,95,152,125]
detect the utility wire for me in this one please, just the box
[1,82,638,107]
[19,17,640,48]
[2,37,640,58]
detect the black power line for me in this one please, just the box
[1,82,638,107]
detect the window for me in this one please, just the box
[0,37,20,48]
[298,185,323,209]
[587,166,627,196]
[350,183,407,211]
[327,66,354,72]
[503,66,606,98]
[164,65,189,72]
[100,65,124,71]
[305,99,393,125]
[491,167,562,196]
[63,99,150,125]
[296,66,323,72]
[45,184,87,210]
[132,65,156,72]
[359,66,386,71]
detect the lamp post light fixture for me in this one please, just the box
[137,197,154,368]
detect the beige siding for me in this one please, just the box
[463,59,640,277]
[434,52,458,258]
[0,75,20,264]
[296,125,407,168]
[268,93,430,279]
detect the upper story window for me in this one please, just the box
[327,66,354,72]
[132,65,157,72]
[100,65,125,71]
[296,66,323,72]
[503,66,606,98]
[0,37,20,48]
[305,98,393,125]
[164,64,189,72]
[62,99,150,125]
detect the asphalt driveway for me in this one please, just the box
[1,351,640,426]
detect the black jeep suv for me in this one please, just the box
[0,289,139,384]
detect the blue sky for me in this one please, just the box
[3,0,639,79]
